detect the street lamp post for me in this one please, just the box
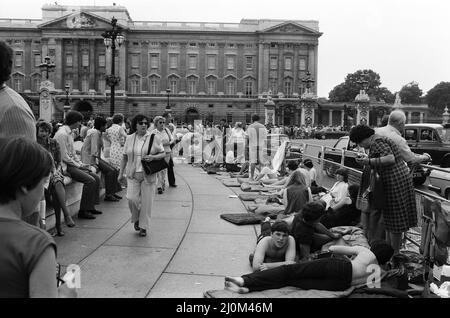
[39,56,55,80]
[102,17,124,116]
[64,84,71,119]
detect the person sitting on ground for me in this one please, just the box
[36,121,75,236]
[224,240,394,293]
[0,137,76,297]
[280,170,312,216]
[261,160,299,188]
[321,168,349,209]
[249,220,296,272]
[290,201,342,261]
[320,184,362,229]
[301,159,326,194]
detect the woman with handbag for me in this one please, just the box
[350,125,417,255]
[118,114,165,237]
[152,116,173,194]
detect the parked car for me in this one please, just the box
[404,123,450,166]
[427,153,450,200]
[319,135,429,186]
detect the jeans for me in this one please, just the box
[242,257,352,292]
[66,165,100,211]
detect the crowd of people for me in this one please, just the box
[0,38,427,297]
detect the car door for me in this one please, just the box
[324,137,348,165]
[343,140,364,170]
[404,127,418,151]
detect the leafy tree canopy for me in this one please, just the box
[426,82,450,112]
[328,69,394,103]
[399,81,423,104]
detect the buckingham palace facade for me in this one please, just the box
[0,4,321,124]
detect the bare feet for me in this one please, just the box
[225,276,245,286]
[224,281,249,294]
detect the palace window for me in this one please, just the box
[32,74,41,92]
[270,56,278,70]
[187,77,197,95]
[34,53,41,67]
[130,76,141,94]
[81,75,89,93]
[131,54,140,68]
[169,54,178,69]
[82,51,89,67]
[245,56,254,70]
[66,53,73,67]
[245,113,251,123]
[226,113,233,123]
[14,52,23,67]
[269,78,277,94]
[284,78,293,96]
[208,43,216,47]
[169,77,178,94]
[207,78,216,95]
[150,54,159,69]
[299,58,307,71]
[188,55,197,69]
[226,56,235,70]
[207,55,216,70]
[98,76,106,93]
[65,74,73,91]
[13,77,23,92]
[284,56,292,70]
[245,80,254,96]
[98,54,106,67]
[225,79,236,95]
[149,76,159,94]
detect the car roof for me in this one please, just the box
[405,123,443,129]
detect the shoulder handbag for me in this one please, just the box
[141,133,169,175]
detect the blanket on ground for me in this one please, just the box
[220,213,268,225]
[246,204,285,215]
[241,183,272,192]
[238,193,266,201]
[222,179,242,187]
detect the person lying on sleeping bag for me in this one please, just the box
[225,240,394,293]
[249,220,296,272]
[290,201,342,261]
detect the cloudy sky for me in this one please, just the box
[3,0,449,98]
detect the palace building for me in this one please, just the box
[0,4,322,124]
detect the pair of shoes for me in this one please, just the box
[157,188,163,194]
[104,195,120,202]
[53,227,65,237]
[134,221,140,231]
[89,209,103,215]
[65,216,75,227]
[113,194,122,200]
[78,210,96,219]
[169,184,177,188]
[139,229,147,237]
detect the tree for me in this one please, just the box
[399,81,423,104]
[426,82,450,112]
[328,69,393,103]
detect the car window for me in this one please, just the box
[334,138,348,149]
[420,129,436,142]
[405,129,417,141]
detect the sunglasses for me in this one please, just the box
[158,121,165,124]
[138,121,149,126]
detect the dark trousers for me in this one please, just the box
[98,158,121,195]
[242,257,352,292]
[167,157,176,186]
[66,165,100,211]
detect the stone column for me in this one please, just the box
[89,39,96,89]
[407,112,412,124]
[24,39,32,91]
[236,43,244,93]
[341,110,345,126]
[262,42,270,93]
[258,41,264,94]
[419,112,424,123]
[218,42,225,93]
[141,41,149,91]
[179,42,187,93]
[329,109,333,126]
[301,107,305,126]
[72,39,79,90]
[277,43,284,94]
[118,41,127,91]
[198,42,206,93]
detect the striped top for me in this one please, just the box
[0,85,36,141]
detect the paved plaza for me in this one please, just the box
[54,163,259,298]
